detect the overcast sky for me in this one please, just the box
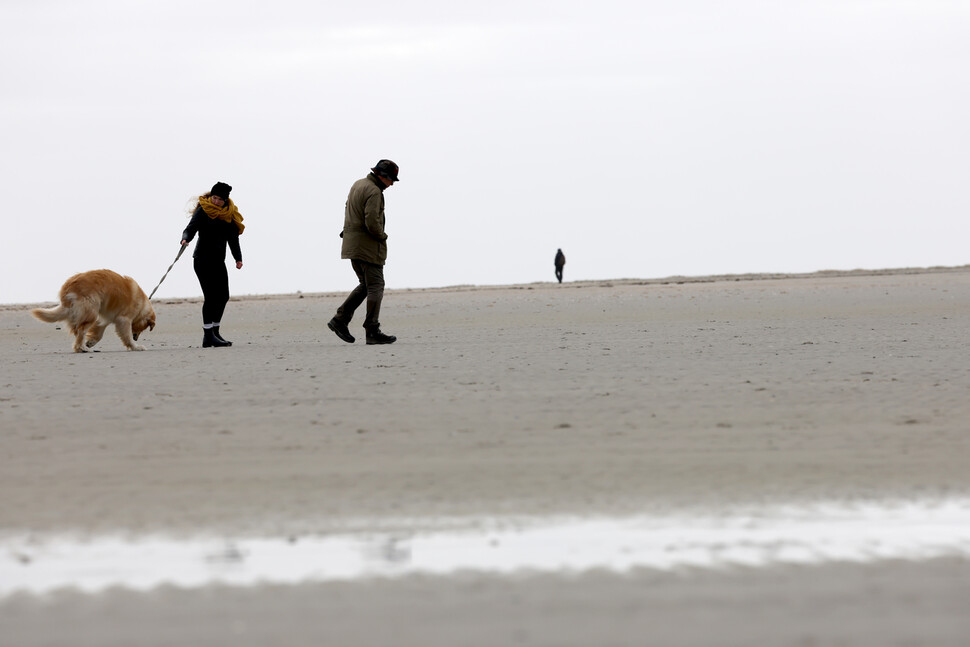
[2,0,968,304]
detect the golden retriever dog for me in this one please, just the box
[32,270,156,352]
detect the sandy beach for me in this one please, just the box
[2,268,970,646]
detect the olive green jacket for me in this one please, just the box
[340,174,388,265]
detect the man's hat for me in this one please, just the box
[371,160,400,182]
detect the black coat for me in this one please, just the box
[182,206,242,263]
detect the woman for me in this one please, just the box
[180,181,245,348]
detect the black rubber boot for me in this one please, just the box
[211,326,232,346]
[202,328,231,348]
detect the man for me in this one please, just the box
[555,248,566,283]
[328,159,399,345]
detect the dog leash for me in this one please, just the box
[148,244,187,300]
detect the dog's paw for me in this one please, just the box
[130,345,146,351]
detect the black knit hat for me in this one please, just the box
[210,182,232,200]
[371,160,400,182]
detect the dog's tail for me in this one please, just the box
[31,304,70,323]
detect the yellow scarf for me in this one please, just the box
[200,196,245,234]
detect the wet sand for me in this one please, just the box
[2,268,970,645]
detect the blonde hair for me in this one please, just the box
[186,193,211,216]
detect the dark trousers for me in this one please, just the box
[555,266,564,283]
[194,258,230,324]
[335,259,385,330]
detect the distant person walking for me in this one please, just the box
[328,160,399,345]
[555,248,566,283]
[180,181,244,348]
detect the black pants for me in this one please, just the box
[194,258,230,324]
[555,266,564,283]
[335,259,385,330]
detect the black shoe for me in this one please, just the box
[202,328,231,348]
[328,318,355,343]
[211,326,232,346]
[365,330,397,345]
